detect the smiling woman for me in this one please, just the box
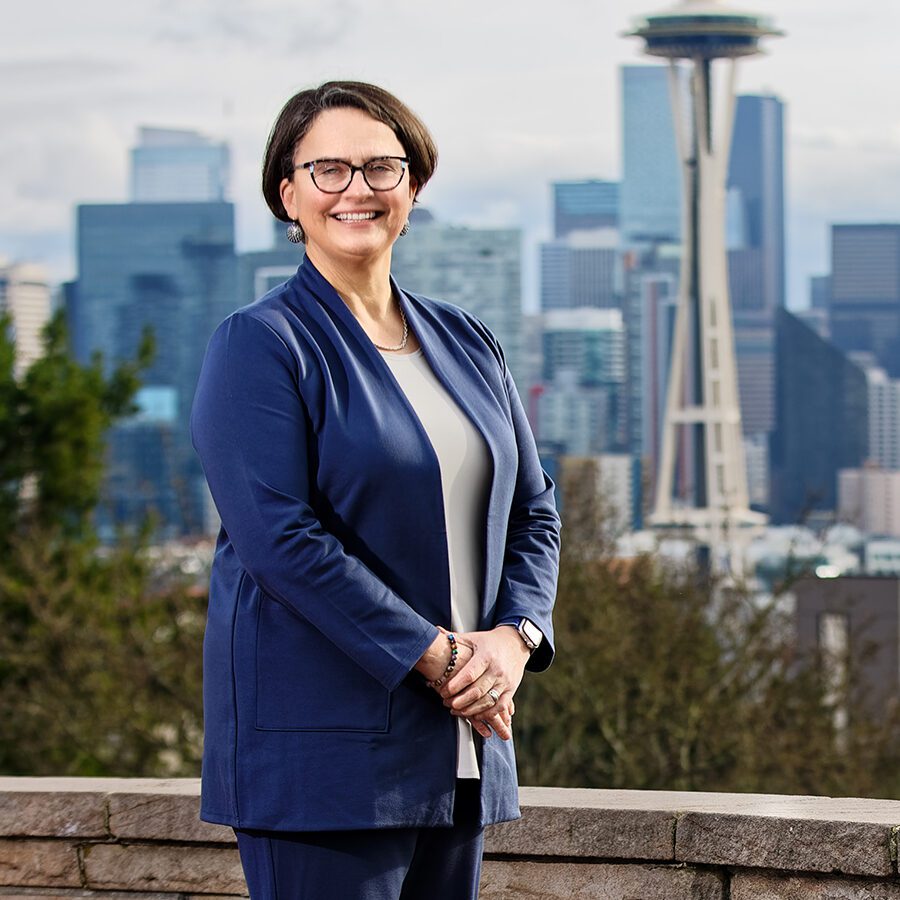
[190,80,560,900]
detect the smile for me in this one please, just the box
[333,212,380,221]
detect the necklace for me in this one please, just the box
[373,298,409,352]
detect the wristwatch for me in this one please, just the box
[516,618,543,652]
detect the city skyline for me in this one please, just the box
[2,0,898,311]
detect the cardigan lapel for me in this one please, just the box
[295,257,505,622]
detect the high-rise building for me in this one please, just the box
[866,367,900,469]
[620,65,685,244]
[810,274,831,310]
[0,260,52,374]
[769,309,868,524]
[726,94,785,311]
[829,223,900,375]
[838,468,900,538]
[553,180,619,238]
[131,127,229,203]
[540,231,620,312]
[390,210,523,384]
[74,201,237,536]
[237,220,305,309]
[535,308,627,454]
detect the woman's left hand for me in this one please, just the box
[439,626,530,740]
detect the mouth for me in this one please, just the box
[332,211,382,222]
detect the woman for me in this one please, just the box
[191,81,560,900]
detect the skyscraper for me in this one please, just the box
[620,65,685,244]
[535,308,627,455]
[769,309,868,524]
[74,201,237,535]
[0,260,51,375]
[726,94,786,311]
[553,180,619,238]
[390,211,523,383]
[130,127,229,203]
[865,366,900,469]
[540,233,620,311]
[541,181,621,312]
[829,223,900,375]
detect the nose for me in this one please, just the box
[343,167,374,196]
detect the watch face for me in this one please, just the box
[520,619,541,649]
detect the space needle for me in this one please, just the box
[629,0,781,563]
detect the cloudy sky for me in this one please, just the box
[2,0,898,309]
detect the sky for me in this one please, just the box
[2,0,899,310]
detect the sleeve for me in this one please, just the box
[190,312,439,692]
[465,312,560,673]
[493,363,561,673]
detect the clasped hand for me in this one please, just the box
[416,627,530,741]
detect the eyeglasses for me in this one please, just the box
[294,156,409,194]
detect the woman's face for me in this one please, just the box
[280,107,417,270]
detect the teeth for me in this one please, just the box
[335,212,377,221]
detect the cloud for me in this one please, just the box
[0,57,126,82]
[153,0,357,55]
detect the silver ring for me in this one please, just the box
[487,688,500,705]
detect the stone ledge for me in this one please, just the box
[481,860,725,899]
[0,780,231,846]
[0,841,82,889]
[2,779,900,891]
[731,872,900,899]
[82,844,244,895]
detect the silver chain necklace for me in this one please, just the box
[373,299,409,352]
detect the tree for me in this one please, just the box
[514,458,900,798]
[0,313,205,777]
[0,311,154,540]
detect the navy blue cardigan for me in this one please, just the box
[190,256,560,831]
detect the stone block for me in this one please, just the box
[0,841,82,888]
[480,860,724,900]
[107,792,232,844]
[0,790,107,839]
[0,893,179,899]
[82,844,244,895]
[731,872,900,899]
[676,812,894,876]
[485,805,675,861]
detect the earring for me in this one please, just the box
[399,221,410,237]
[286,221,304,244]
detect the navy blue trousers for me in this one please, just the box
[234,780,484,900]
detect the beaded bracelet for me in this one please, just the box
[429,632,459,688]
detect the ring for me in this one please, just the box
[487,688,500,705]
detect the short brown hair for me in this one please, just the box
[262,81,438,222]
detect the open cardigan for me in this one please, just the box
[190,256,560,831]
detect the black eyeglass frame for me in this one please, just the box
[293,156,410,194]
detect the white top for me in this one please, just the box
[380,348,491,778]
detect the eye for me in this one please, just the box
[317,162,345,177]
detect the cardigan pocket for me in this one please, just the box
[254,594,391,733]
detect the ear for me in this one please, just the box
[280,176,299,221]
[408,174,419,205]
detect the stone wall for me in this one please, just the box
[3,778,900,898]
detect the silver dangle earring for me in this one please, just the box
[399,221,410,237]
[286,220,304,244]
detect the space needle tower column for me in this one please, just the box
[629,0,780,556]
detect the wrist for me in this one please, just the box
[498,618,542,653]
[427,631,460,687]
[498,624,532,660]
